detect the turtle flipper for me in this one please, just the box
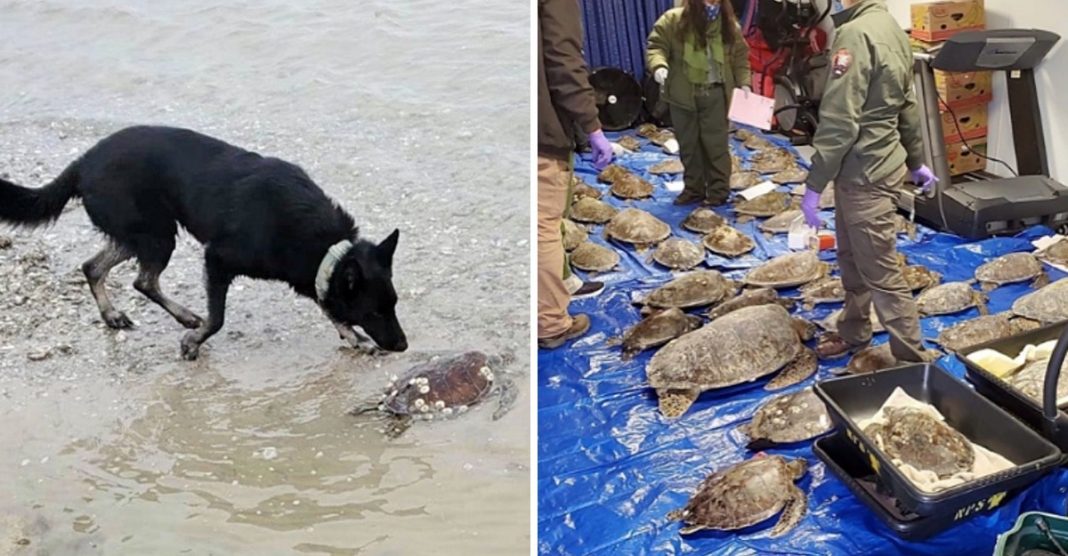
[384,416,414,439]
[976,293,990,316]
[1034,271,1051,289]
[766,347,818,390]
[492,377,519,421]
[769,485,807,538]
[980,281,996,293]
[350,399,383,416]
[657,388,699,418]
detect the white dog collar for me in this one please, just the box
[315,240,354,302]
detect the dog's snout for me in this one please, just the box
[391,338,408,352]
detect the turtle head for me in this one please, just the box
[323,229,408,352]
[790,318,817,342]
[785,458,807,479]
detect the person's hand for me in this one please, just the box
[654,67,668,85]
[911,164,939,192]
[588,129,613,171]
[801,187,822,229]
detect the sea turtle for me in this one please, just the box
[893,213,918,241]
[597,164,629,184]
[706,287,796,321]
[650,130,676,148]
[1007,357,1068,407]
[561,219,587,251]
[733,191,791,222]
[636,123,659,138]
[730,171,762,191]
[1012,278,1068,324]
[681,207,726,234]
[818,308,885,335]
[744,134,773,151]
[611,308,703,360]
[647,304,818,417]
[650,158,685,175]
[702,224,756,258]
[744,251,829,289]
[617,135,641,152]
[652,238,705,271]
[975,252,1049,291]
[667,455,808,537]
[902,264,942,292]
[770,166,809,185]
[351,351,518,438]
[731,154,743,173]
[569,197,617,224]
[759,210,803,236]
[610,174,655,200]
[570,241,620,272]
[604,208,670,248]
[641,270,738,313]
[799,276,844,310]
[916,281,988,316]
[839,343,899,374]
[863,407,974,479]
[752,149,794,174]
[934,313,1041,353]
[571,179,603,201]
[741,388,832,449]
[1036,238,1068,266]
[734,129,756,142]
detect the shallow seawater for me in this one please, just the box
[0,1,529,554]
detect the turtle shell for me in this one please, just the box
[620,308,702,359]
[770,166,808,185]
[744,251,826,289]
[745,388,831,445]
[652,238,705,270]
[916,281,984,316]
[902,264,941,291]
[791,183,834,209]
[570,197,617,224]
[799,276,844,307]
[682,207,726,234]
[759,210,803,234]
[597,164,629,184]
[649,158,685,175]
[571,241,620,272]
[383,351,495,416]
[730,171,762,190]
[617,135,641,152]
[605,208,670,246]
[1012,278,1068,323]
[751,149,794,174]
[733,191,791,217]
[571,176,602,200]
[1007,357,1068,406]
[561,219,587,251]
[706,287,795,321]
[644,270,735,310]
[975,252,1044,288]
[636,123,659,138]
[610,174,654,199]
[1037,238,1068,266]
[670,455,807,537]
[864,407,974,479]
[702,225,755,257]
[846,343,897,374]
[935,314,1040,353]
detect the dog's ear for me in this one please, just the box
[378,229,400,265]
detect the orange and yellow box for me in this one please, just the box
[940,103,988,143]
[946,139,988,176]
[911,0,985,42]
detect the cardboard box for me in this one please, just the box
[946,138,987,176]
[940,103,988,143]
[911,0,985,42]
[935,69,993,108]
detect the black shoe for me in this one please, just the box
[673,191,704,206]
[571,280,605,299]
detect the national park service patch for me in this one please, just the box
[832,48,852,77]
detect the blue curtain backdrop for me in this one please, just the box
[580,0,675,80]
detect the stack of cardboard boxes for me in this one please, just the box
[910,0,990,176]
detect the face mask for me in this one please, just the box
[705,4,720,21]
[831,0,846,13]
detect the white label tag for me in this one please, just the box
[739,181,777,200]
[662,139,680,154]
[665,180,685,192]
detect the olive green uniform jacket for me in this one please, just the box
[807,0,924,192]
[646,8,751,111]
[538,0,601,161]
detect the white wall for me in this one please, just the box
[885,0,1068,182]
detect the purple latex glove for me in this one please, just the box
[911,164,939,192]
[801,187,822,228]
[588,129,613,171]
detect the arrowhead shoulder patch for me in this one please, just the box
[832,48,853,78]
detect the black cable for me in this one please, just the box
[935,90,1020,178]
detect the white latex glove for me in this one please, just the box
[654,67,668,85]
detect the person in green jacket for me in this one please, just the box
[647,0,751,206]
[799,0,938,363]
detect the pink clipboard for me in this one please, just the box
[728,88,775,131]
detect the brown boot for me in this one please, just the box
[816,333,869,359]
[539,314,591,349]
[673,190,704,206]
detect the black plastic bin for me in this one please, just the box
[814,363,1062,517]
[958,320,1068,452]
[814,432,1023,540]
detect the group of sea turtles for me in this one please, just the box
[562,127,1068,539]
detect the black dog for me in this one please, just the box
[0,125,407,359]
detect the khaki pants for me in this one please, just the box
[669,85,731,202]
[834,165,923,362]
[538,156,572,339]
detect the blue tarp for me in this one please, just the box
[538,128,1068,555]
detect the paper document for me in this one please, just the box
[728,88,775,131]
[738,181,776,200]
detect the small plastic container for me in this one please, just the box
[814,363,1062,517]
[994,511,1068,556]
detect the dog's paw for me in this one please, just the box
[348,340,384,356]
[103,310,133,330]
[179,334,201,361]
[177,313,205,330]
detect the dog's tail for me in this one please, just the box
[0,162,80,227]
